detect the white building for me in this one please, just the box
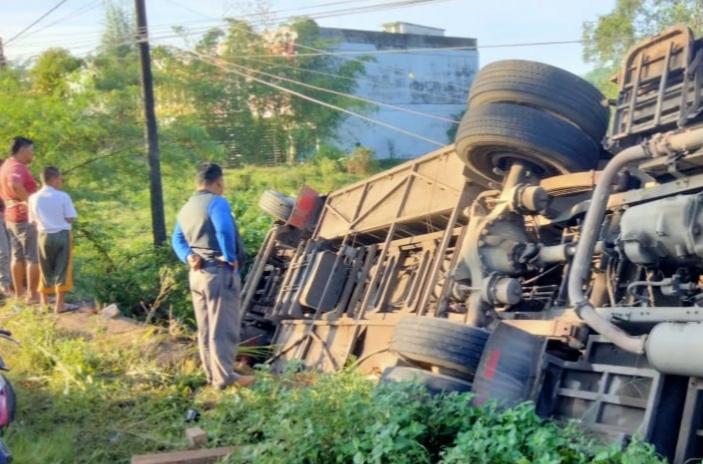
[319,23,478,159]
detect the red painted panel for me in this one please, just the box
[484,349,501,380]
[288,185,321,229]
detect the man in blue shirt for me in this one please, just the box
[172,162,255,389]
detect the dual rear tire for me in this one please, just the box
[455,60,609,187]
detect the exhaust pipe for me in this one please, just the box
[568,128,703,360]
[567,143,649,354]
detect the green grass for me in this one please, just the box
[1,306,203,463]
[74,160,368,252]
[67,160,369,321]
[0,303,665,464]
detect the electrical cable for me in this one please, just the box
[141,0,456,44]
[187,48,460,124]
[13,0,447,45]
[156,11,471,102]
[163,0,215,20]
[209,38,581,59]
[241,54,465,104]
[10,0,102,44]
[5,0,71,45]
[6,0,452,61]
[167,44,447,147]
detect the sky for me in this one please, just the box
[0,0,615,77]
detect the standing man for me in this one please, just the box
[0,137,39,303]
[171,162,255,390]
[28,166,78,314]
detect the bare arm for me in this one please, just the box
[64,193,78,225]
[28,198,36,225]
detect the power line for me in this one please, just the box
[9,14,582,79]
[10,0,475,94]
[207,39,582,59]
[150,0,451,34]
[231,20,472,103]
[139,0,457,44]
[158,14,466,104]
[241,54,465,104]
[5,0,584,110]
[299,0,454,21]
[11,26,583,116]
[161,11,470,101]
[19,32,580,62]
[147,0,386,33]
[164,45,447,147]
[163,0,214,20]
[11,0,102,44]
[154,19,468,121]
[5,0,71,45]
[187,49,460,124]
[5,0,451,55]
[13,1,574,67]
[9,0,441,45]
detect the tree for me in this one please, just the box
[100,0,136,58]
[582,0,703,97]
[161,17,368,165]
[263,18,368,163]
[29,48,83,95]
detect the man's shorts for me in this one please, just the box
[7,221,38,264]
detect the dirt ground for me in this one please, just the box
[52,308,196,366]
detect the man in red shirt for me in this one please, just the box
[0,137,39,303]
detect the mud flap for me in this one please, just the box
[471,322,547,408]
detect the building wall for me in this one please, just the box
[382,22,445,36]
[320,28,478,159]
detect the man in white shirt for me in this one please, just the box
[28,166,77,313]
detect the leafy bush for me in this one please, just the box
[347,146,380,175]
[75,230,191,322]
[199,364,664,464]
[70,216,186,320]
[310,143,345,162]
[317,157,346,178]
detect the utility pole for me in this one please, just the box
[135,0,167,246]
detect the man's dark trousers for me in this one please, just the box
[189,263,242,388]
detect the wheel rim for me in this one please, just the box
[464,147,576,186]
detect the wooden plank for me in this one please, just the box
[131,446,236,464]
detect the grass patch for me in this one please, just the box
[0,304,665,464]
[68,162,369,323]
[1,306,202,463]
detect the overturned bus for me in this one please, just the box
[240,25,703,463]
